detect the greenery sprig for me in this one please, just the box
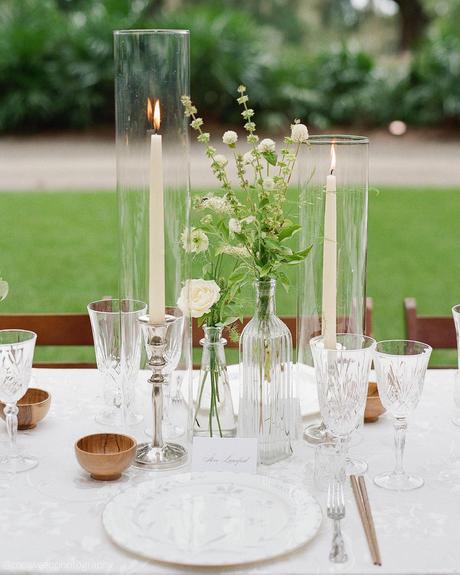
[181,86,312,299]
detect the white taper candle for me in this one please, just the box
[322,144,337,349]
[148,98,165,324]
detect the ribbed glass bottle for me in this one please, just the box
[238,279,295,464]
[194,326,236,438]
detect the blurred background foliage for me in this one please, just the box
[0,0,459,132]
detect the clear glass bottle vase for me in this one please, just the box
[238,279,295,464]
[194,326,236,438]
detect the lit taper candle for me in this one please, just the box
[147,97,165,324]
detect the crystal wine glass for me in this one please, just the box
[88,299,147,428]
[373,339,432,491]
[452,305,460,426]
[0,330,38,473]
[452,304,460,365]
[310,334,376,479]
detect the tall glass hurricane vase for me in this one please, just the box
[114,30,192,454]
[297,135,369,443]
[239,279,295,464]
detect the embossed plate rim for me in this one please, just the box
[102,471,322,567]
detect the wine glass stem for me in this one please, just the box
[151,377,168,449]
[4,403,18,454]
[393,418,408,476]
[335,436,349,483]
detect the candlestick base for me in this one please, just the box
[134,310,188,471]
[133,441,187,470]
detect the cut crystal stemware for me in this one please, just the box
[373,339,432,491]
[310,334,376,480]
[0,330,38,473]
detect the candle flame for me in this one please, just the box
[147,97,161,131]
[330,143,336,174]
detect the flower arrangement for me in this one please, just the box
[181,85,311,295]
[179,86,312,437]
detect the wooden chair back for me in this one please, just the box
[192,297,373,349]
[404,297,457,350]
[0,313,95,368]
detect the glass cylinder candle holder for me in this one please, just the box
[296,136,369,443]
[114,30,192,461]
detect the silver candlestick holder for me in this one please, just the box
[134,311,187,470]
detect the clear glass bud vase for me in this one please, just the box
[194,326,236,438]
[238,279,295,464]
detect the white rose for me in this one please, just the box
[291,123,309,143]
[0,280,8,302]
[177,279,221,319]
[229,218,241,234]
[214,154,228,167]
[181,228,209,253]
[263,177,275,191]
[222,130,238,145]
[258,138,276,153]
[242,151,254,165]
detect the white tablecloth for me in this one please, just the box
[0,369,459,575]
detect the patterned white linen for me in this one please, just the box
[0,369,458,574]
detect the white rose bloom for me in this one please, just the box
[263,177,275,191]
[177,279,221,318]
[214,154,228,167]
[258,138,276,153]
[181,228,209,253]
[0,279,8,302]
[229,218,241,234]
[242,151,254,165]
[222,130,238,145]
[291,123,309,143]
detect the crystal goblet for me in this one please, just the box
[452,305,460,426]
[453,304,460,364]
[0,330,38,473]
[88,299,147,428]
[310,334,376,480]
[373,339,432,491]
[452,370,460,427]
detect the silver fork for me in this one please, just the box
[327,480,348,563]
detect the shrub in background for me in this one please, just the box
[0,0,459,132]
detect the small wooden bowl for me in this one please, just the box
[364,382,386,423]
[75,433,137,481]
[0,388,51,429]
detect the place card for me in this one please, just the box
[191,437,258,474]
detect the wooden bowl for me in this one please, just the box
[364,382,386,423]
[75,433,137,481]
[0,388,51,429]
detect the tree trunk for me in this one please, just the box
[393,0,429,51]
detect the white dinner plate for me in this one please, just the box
[192,363,320,418]
[103,472,322,567]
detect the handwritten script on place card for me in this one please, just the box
[191,437,258,474]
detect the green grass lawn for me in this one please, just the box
[1,188,459,365]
